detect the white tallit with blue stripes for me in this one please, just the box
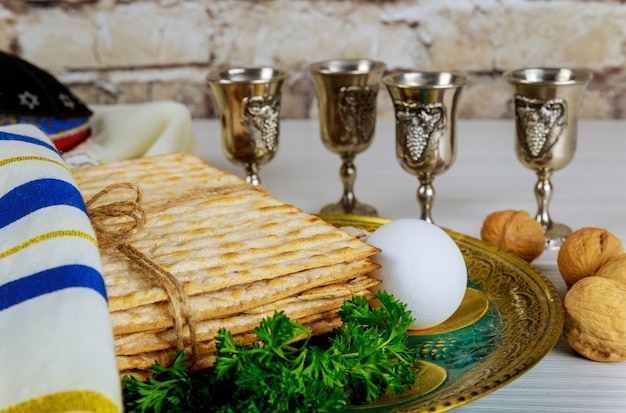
[0,124,122,412]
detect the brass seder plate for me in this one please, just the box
[318,214,564,413]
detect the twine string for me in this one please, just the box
[85,183,145,249]
[85,182,198,368]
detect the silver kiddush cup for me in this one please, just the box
[383,71,467,225]
[207,67,288,186]
[504,67,592,249]
[309,59,386,216]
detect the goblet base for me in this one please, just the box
[544,222,572,250]
[320,201,378,217]
[244,173,261,187]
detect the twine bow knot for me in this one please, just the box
[85,183,145,249]
[86,183,198,368]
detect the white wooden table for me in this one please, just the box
[192,119,626,412]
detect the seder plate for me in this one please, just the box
[318,214,564,413]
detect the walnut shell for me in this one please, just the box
[595,253,626,285]
[563,275,626,362]
[480,209,546,262]
[557,227,624,289]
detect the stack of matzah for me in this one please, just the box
[72,152,381,376]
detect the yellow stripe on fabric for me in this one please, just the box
[49,122,90,140]
[0,230,98,259]
[0,390,119,413]
[0,156,71,174]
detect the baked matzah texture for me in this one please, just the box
[72,152,381,374]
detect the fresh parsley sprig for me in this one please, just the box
[122,351,195,413]
[123,290,417,413]
[332,292,416,404]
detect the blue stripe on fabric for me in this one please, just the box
[0,116,90,135]
[0,179,87,230]
[0,130,59,154]
[0,264,108,311]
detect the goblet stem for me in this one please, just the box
[417,176,435,224]
[534,169,553,230]
[339,153,358,211]
[534,169,571,249]
[245,163,261,186]
[320,153,377,216]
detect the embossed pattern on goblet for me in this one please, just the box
[395,101,446,170]
[504,67,592,249]
[384,71,467,224]
[206,67,288,186]
[515,96,567,160]
[338,85,378,146]
[309,59,386,216]
[242,95,280,152]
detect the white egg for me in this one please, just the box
[366,218,467,330]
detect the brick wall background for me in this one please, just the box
[4,0,626,119]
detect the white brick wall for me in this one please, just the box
[6,0,626,119]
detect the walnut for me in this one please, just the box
[563,262,626,362]
[480,210,546,262]
[595,253,626,284]
[557,227,624,289]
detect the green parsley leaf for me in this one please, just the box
[123,290,417,413]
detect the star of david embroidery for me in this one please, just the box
[58,93,75,109]
[18,91,40,110]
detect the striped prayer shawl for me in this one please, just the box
[0,124,121,412]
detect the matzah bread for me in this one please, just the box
[110,258,379,335]
[74,152,245,203]
[114,277,376,356]
[71,152,381,374]
[74,154,379,308]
